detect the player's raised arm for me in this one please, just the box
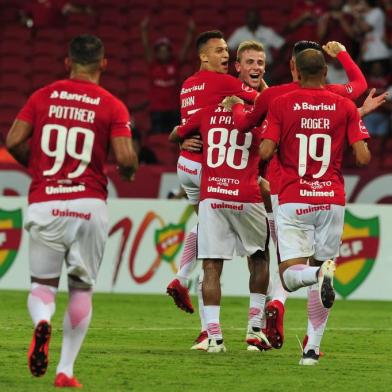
[323,41,367,98]
[359,88,388,117]
[6,119,33,167]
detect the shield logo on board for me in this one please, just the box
[155,223,185,263]
[0,208,23,278]
[335,210,379,298]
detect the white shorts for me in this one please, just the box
[177,155,202,205]
[24,198,108,288]
[277,203,345,262]
[197,198,268,259]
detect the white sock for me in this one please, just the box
[305,284,330,355]
[197,270,207,332]
[204,305,222,340]
[56,288,92,377]
[270,269,289,305]
[27,283,57,326]
[248,293,266,330]
[282,265,319,292]
[176,225,198,286]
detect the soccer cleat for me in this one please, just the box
[28,320,52,377]
[299,349,320,366]
[318,260,336,308]
[302,335,325,357]
[246,327,271,351]
[247,344,261,351]
[166,278,194,313]
[54,373,83,388]
[191,330,208,351]
[207,338,227,353]
[265,300,285,349]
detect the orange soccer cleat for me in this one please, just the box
[54,373,83,388]
[166,278,194,313]
[28,320,52,377]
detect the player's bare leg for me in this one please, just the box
[246,251,271,351]
[28,277,58,377]
[202,259,226,352]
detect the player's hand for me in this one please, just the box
[322,41,346,57]
[180,135,203,152]
[118,166,136,182]
[360,88,388,117]
[221,96,244,111]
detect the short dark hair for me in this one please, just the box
[68,35,104,65]
[292,40,322,57]
[196,30,225,53]
[296,49,326,76]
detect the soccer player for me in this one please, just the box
[259,48,371,364]
[170,102,271,353]
[166,31,259,314]
[6,35,138,387]
[222,40,385,351]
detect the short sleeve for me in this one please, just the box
[223,75,258,103]
[17,92,39,125]
[111,98,132,138]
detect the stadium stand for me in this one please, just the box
[0,0,391,168]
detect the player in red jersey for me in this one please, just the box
[6,35,138,388]
[170,103,271,352]
[166,31,259,314]
[222,40,386,351]
[259,48,371,365]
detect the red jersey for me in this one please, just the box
[25,0,68,28]
[17,78,132,204]
[232,51,367,194]
[261,88,369,206]
[177,105,262,203]
[149,60,180,111]
[179,70,258,162]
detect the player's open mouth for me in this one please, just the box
[221,61,229,67]
[250,73,260,79]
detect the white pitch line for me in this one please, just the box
[0,326,391,332]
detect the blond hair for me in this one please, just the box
[236,40,265,62]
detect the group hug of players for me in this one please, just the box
[166,30,384,363]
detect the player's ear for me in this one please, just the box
[199,51,208,63]
[234,61,241,73]
[100,58,108,72]
[64,57,71,71]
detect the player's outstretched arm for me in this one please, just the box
[6,119,33,167]
[111,136,138,181]
[359,88,388,117]
[352,140,371,167]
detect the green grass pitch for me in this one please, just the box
[0,290,391,392]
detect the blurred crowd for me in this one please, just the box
[0,0,391,166]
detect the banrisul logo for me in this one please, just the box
[335,210,379,298]
[0,209,23,278]
[155,223,185,263]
